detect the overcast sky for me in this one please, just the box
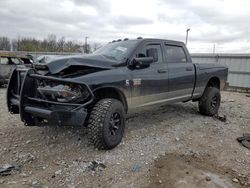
[1,0,250,53]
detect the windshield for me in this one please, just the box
[93,40,139,62]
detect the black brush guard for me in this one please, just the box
[7,68,94,126]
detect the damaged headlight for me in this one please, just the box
[37,84,89,103]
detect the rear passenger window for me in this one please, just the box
[165,45,187,63]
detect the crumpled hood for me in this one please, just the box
[45,54,116,74]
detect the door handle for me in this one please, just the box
[186,67,193,71]
[157,69,167,73]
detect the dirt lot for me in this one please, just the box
[0,88,250,188]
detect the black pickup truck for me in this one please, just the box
[7,38,228,149]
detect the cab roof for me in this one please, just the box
[111,38,185,46]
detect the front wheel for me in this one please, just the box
[199,87,221,116]
[87,98,125,150]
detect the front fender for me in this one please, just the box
[92,85,129,112]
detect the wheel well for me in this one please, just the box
[206,77,220,89]
[93,87,128,112]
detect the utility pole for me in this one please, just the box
[185,28,190,46]
[85,36,88,54]
[213,43,216,54]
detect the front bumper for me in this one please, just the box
[24,106,87,126]
[7,68,94,126]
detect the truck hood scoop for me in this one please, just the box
[43,54,116,74]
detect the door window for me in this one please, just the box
[165,45,187,63]
[137,44,163,63]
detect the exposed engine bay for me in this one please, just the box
[37,83,89,103]
[34,63,108,78]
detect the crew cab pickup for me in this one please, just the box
[7,38,228,149]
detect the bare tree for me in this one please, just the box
[57,37,65,52]
[47,34,57,51]
[92,42,102,52]
[0,35,84,52]
[0,37,11,51]
[12,39,18,51]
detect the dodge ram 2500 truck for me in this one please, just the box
[7,38,228,149]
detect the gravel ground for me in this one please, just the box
[0,88,250,188]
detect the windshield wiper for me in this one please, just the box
[102,54,117,61]
[112,58,128,67]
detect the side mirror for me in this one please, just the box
[130,57,154,69]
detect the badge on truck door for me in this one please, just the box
[133,79,141,86]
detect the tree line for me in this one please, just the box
[0,34,102,53]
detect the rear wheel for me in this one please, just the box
[87,98,125,150]
[199,87,221,116]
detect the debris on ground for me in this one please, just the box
[16,153,35,165]
[132,164,141,172]
[25,140,32,144]
[237,133,250,149]
[88,161,106,171]
[54,169,62,176]
[228,99,235,102]
[246,94,250,98]
[0,164,19,176]
[31,180,43,187]
[205,176,211,181]
[232,178,239,183]
[213,114,227,122]
[65,160,106,180]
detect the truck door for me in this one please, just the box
[130,42,169,107]
[164,44,195,100]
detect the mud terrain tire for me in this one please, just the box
[199,87,221,116]
[88,98,125,150]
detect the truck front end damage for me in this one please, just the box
[7,68,94,126]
